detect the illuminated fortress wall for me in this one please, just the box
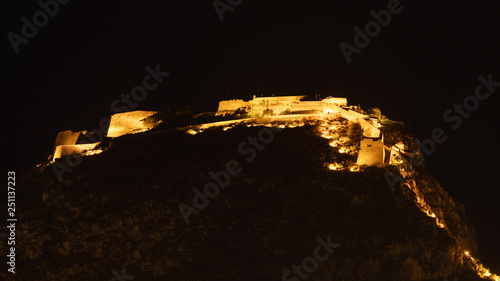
[342,108,384,166]
[321,97,347,114]
[54,130,86,147]
[49,96,387,167]
[339,109,381,138]
[51,130,97,162]
[107,110,159,138]
[357,138,385,166]
[216,100,250,116]
[50,111,160,162]
[323,97,347,107]
[250,96,305,115]
[213,95,384,166]
[216,95,349,116]
[53,143,101,162]
[290,101,323,114]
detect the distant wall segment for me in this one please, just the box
[107,110,160,138]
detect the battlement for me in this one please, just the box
[50,111,162,163]
[214,95,385,166]
[216,95,349,116]
[107,110,160,138]
[51,130,102,163]
[216,100,250,116]
[49,96,390,168]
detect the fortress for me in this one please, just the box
[50,111,162,163]
[44,96,500,281]
[49,95,406,169]
[215,95,387,166]
[216,96,348,116]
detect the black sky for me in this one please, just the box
[3,0,499,272]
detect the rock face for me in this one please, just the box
[4,124,484,281]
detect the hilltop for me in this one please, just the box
[1,118,492,280]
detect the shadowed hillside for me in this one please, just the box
[1,124,489,280]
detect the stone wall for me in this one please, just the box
[323,97,347,106]
[216,95,350,117]
[107,110,159,138]
[53,143,101,161]
[51,130,88,162]
[216,100,250,116]
[291,101,324,114]
[340,108,381,138]
[250,96,305,115]
[54,130,86,147]
[49,97,389,167]
[357,138,385,166]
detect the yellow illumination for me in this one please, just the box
[107,111,159,138]
[349,166,360,172]
[328,163,343,170]
[338,147,348,153]
[83,148,103,156]
[202,99,500,281]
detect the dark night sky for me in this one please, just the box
[4,0,499,271]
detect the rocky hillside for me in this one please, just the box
[1,121,488,280]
